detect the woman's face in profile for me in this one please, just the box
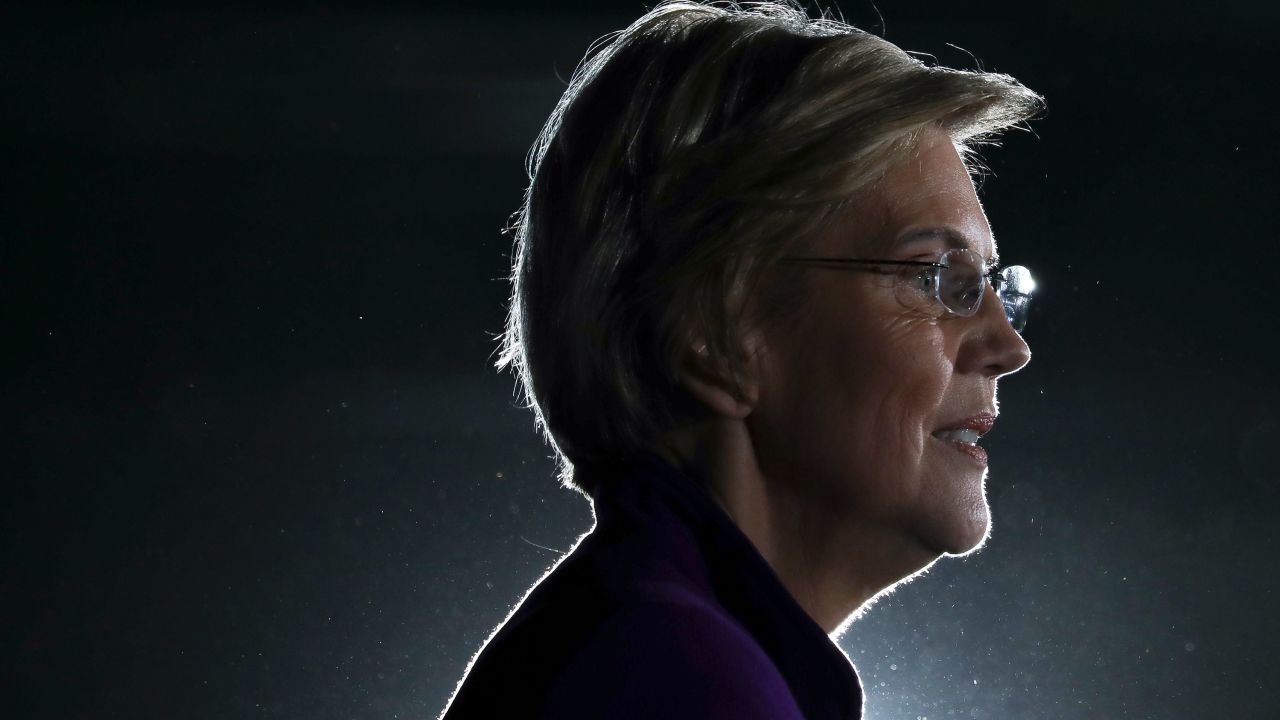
[749,127,1031,558]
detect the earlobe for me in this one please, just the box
[677,332,762,420]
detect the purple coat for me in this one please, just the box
[440,455,863,719]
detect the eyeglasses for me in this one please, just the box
[778,247,1036,333]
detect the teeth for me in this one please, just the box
[933,428,980,444]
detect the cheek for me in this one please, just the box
[855,320,952,495]
[754,306,952,500]
[851,309,951,415]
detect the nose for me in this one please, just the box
[956,283,1031,378]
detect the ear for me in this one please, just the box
[676,330,763,421]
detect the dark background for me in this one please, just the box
[5,1,1278,718]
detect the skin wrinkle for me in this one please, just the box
[667,126,1031,633]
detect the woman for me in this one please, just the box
[442,2,1041,718]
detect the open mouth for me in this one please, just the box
[931,428,981,445]
[930,415,994,465]
[930,432,988,465]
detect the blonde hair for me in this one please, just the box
[496,0,1043,493]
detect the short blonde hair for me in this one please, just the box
[497,0,1043,493]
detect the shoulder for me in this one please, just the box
[541,592,805,720]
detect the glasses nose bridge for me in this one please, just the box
[910,248,1032,333]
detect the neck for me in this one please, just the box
[663,417,938,634]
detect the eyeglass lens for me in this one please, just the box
[996,265,1034,332]
[938,253,985,316]
[937,250,1033,333]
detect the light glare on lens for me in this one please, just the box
[1002,265,1036,294]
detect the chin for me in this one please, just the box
[945,508,992,556]
[918,503,991,557]
[946,524,991,556]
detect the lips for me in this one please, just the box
[931,412,996,465]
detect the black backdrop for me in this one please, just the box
[5,2,1278,718]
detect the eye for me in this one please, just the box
[957,283,983,307]
[906,266,937,293]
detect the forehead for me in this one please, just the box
[822,128,996,260]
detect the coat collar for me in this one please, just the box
[591,454,864,720]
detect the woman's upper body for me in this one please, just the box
[440,455,862,719]
[443,0,1043,716]
[439,124,1029,720]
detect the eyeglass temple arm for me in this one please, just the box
[777,257,947,268]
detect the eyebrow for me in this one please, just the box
[896,227,999,266]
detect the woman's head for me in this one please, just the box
[742,125,1031,561]
[497,0,1042,493]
